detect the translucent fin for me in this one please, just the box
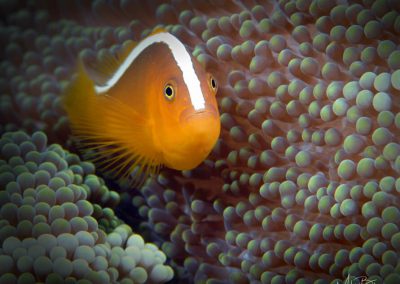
[63,60,162,187]
[83,27,165,87]
[84,40,138,87]
[150,26,168,36]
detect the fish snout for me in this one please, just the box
[179,104,219,123]
[164,104,220,171]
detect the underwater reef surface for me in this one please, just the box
[0,0,400,283]
[0,131,173,283]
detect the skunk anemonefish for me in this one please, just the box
[63,28,221,185]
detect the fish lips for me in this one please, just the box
[179,104,219,123]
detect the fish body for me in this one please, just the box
[63,29,220,184]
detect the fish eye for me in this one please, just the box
[209,75,217,94]
[164,84,175,101]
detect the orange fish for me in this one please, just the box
[63,29,221,185]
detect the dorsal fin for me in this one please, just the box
[149,25,168,36]
[86,26,171,94]
[84,40,137,88]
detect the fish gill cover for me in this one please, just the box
[0,0,400,284]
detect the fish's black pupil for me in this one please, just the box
[166,86,173,96]
[211,78,216,89]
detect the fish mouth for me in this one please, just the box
[179,104,219,123]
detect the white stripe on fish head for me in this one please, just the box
[94,32,206,111]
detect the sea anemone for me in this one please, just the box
[0,0,399,283]
[0,130,173,283]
